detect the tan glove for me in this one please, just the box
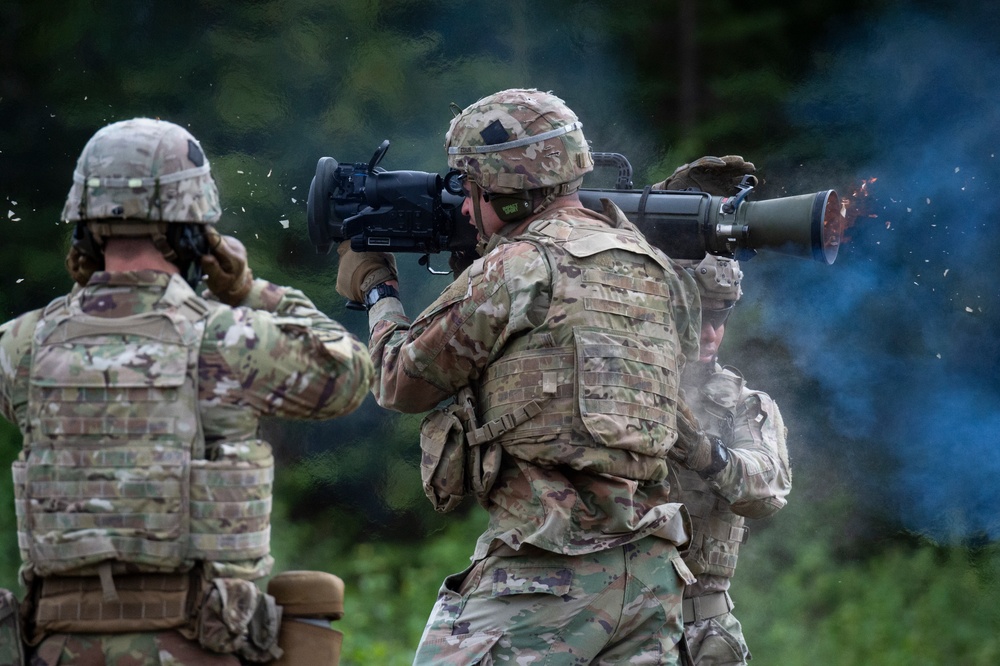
[201,228,254,306]
[653,155,758,197]
[669,398,715,472]
[65,245,103,286]
[335,240,398,303]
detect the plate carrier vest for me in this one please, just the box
[476,213,686,482]
[677,366,757,577]
[14,277,274,581]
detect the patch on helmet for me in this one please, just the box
[187,139,205,167]
[480,119,510,146]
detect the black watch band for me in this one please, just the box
[698,437,731,478]
[363,283,400,310]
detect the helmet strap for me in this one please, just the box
[531,190,557,216]
[469,182,489,241]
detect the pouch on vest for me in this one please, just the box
[419,387,500,513]
[0,589,25,666]
[196,578,282,663]
[267,570,344,666]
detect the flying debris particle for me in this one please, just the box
[241,207,246,212]
[16,278,23,284]
[237,170,245,175]
[291,186,297,190]
[926,198,931,204]
[936,353,941,359]
[944,269,949,277]
[907,207,912,212]
[7,210,14,218]
[954,167,960,173]
[267,169,272,178]
[291,198,297,204]
[255,233,259,239]
[965,307,974,313]
[279,219,290,229]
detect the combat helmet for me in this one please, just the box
[63,117,221,225]
[62,118,222,282]
[445,88,594,223]
[678,254,743,304]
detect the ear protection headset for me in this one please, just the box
[71,221,210,289]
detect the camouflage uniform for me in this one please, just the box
[356,89,702,665]
[0,119,374,665]
[675,361,790,665]
[0,272,372,665]
[655,159,792,665]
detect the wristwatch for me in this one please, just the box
[698,436,731,478]
[363,282,400,310]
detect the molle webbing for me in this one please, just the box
[476,218,683,478]
[478,349,573,441]
[676,476,745,577]
[18,279,274,580]
[33,573,192,634]
[683,591,734,624]
[188,456,273,560]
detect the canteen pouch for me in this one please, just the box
[419,387,478,513]
[196,578,282,663]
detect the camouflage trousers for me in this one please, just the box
[412,536,689,665]
[29,631,241,666]
[684,612,750,666]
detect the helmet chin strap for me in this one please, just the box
[469,181,489,242]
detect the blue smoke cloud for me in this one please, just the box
[753,3,1000,541]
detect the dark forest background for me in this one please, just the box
[2,1,999,663]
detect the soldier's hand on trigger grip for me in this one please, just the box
[201,228,254,306]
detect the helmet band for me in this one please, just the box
[448,121,583,155]
[74,162,212,189]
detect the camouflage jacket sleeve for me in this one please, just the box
[667,257,701,368]
[368,242,551,413]
[0,309,43,430]
[705,391,791,518]
[201,278,374,419]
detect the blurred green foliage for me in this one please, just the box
[2,0,998,663]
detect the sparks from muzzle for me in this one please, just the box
[835,177,879,244]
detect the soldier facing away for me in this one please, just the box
[336,88,703,665]
[0,118,374,665]
[655,157,793,665]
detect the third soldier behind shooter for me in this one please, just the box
[337,88,704,664]
[655,157,793,665]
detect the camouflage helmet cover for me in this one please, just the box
[62,117,221,224]
[676,254,744,303]
[445,88,594,195]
